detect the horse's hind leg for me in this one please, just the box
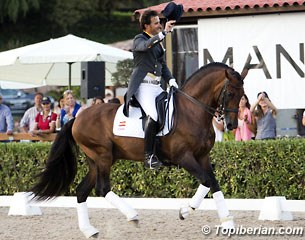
[76,159,99,238]
[105,191,139,222]
[95,159,139,222]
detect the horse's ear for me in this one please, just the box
[240,68,249,80]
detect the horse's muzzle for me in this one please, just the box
[225,117,237,130]
[226,123,234,130]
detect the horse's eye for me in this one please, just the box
[227,92,234,98]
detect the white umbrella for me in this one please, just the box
[0,34,133,87]
[0,80,42,89]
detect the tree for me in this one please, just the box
[0,0,39,23]
[0,0,169,50]
[44,0,99,33]
[111,59,133,87]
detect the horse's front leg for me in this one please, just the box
[177,152,211,219]
[179,154,234,229]
[179,184,210,219]
[199,155,234,229]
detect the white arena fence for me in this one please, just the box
[0,192,304,221]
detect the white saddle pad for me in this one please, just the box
[113,95,174,138]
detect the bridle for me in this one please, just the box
[174,78,243,118]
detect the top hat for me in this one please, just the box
[163,2,184,22]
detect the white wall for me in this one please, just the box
[198,12,305,109]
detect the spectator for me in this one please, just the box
[250,91,277,140]
[54,96,65,130]
[91,96,104,106]
[104,89,114,103]
[302,110,305,126]
[212,111,224,142]
[90,98,96,106]
[108,97,121,104]
[60,90,81,126]
[94,96,104,105]
[233,94,256,141]
[0,93,14,135]
[104,93,113,103]
[30,97,57,136]
[14,118,21,133]
[54,96,65,115]
[20,92,43,133]
[93,96,105,105]
[76,98,89,117]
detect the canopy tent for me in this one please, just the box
[0,34,133,88]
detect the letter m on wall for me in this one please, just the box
[203,47,233,66]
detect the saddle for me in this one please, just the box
[113,91,175,138]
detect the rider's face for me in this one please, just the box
[145,16,162,35]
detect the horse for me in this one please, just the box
[31,62,244,238]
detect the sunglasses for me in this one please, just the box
[42,102,50,105]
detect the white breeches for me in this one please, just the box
[134,83,163,121]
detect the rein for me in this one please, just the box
[175,88,217,117]
[175,78,240,118]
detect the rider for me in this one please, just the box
[123,10,178,170]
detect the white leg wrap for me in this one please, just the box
[179,184,210,220]
[189,184,210,209]
[213,191,234,229]
[77,202,99,238]
[105,191,139,221]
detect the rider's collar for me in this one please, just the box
[143,31,152,38]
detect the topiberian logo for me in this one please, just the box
[201,225,304,237]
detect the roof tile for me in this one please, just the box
[134,0,305,16]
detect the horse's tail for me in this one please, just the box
[31,118,78,201]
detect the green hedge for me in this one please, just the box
[0,139,304,199]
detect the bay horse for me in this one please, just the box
[31,62,244,238]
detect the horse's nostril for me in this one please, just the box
[226,123,233,130]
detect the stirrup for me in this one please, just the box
[145,154,162,170]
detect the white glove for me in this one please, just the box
[169,79,178,88]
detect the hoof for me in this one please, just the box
[80,226,99,239]
[179,204,191,220]
[89,232,99,239]
[221,216,235,230]
[129,218,139,227]
[127,213,139,222]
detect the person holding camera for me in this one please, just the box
[250,91,277,140]
[234,94,256,141]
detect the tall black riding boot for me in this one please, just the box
[144,116,162,170]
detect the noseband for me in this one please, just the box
[175,78,242,118]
